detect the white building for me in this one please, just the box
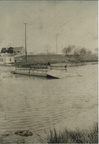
[0,56,3,64]
[0,46,24,65]
[0,53,15,65]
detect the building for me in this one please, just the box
[10,47,24,55]
[3,53,15,64]
[0,46,24,65]
[0,55,3,64]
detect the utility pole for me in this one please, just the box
[56,33,58,54]
[24,23,27,61]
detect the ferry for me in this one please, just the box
[11,65,67,79]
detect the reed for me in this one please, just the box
[0,123,98,143]
[46,123,98,143]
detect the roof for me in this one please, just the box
[7,47,23,51]
[12,47,24,52]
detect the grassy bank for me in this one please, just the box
[15,54,98,67]
[45,123,98,143]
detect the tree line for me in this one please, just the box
[0,45,98,58]
[1,47,14,53]
[62,45,98,57]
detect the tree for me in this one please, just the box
[79,48,87,55]
[1,48,7,53]
[62,45,74,56]
[95,48,98,52]
[95,48,98,54]
[87,50,92,55]
[74,49,80,56]
[7,47,14,53]
[94,48,98,57]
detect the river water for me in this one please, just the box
[0,64,98,143]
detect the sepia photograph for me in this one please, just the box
[0,0,98,143]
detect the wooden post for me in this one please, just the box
[24,23,27,61]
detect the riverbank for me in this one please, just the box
[0,61,97,69]
[14,54,98,67]
[45,123,98,143]
[0,53,97,68]
[0,123,98,143]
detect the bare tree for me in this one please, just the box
[95,48,98,52]
[62,45,75,56]
[87,50,92,55]
[94,48,98,57]
[74,49,80,56]
[79,48,87,55]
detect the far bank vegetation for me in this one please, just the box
[0,45,98,65]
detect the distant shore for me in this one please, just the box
[14,54,98,67]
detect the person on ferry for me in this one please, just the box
[47,62,50,66]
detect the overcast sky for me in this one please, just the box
[0,1,98,54]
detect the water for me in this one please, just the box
[0,64,98,143]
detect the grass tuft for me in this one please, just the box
[46,123,98,143]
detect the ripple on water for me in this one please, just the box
[0,64,98,142]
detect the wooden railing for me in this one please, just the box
[15,65,67,72]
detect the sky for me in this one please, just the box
[0,0,98,54]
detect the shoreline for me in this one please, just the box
[0,123,98,143]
